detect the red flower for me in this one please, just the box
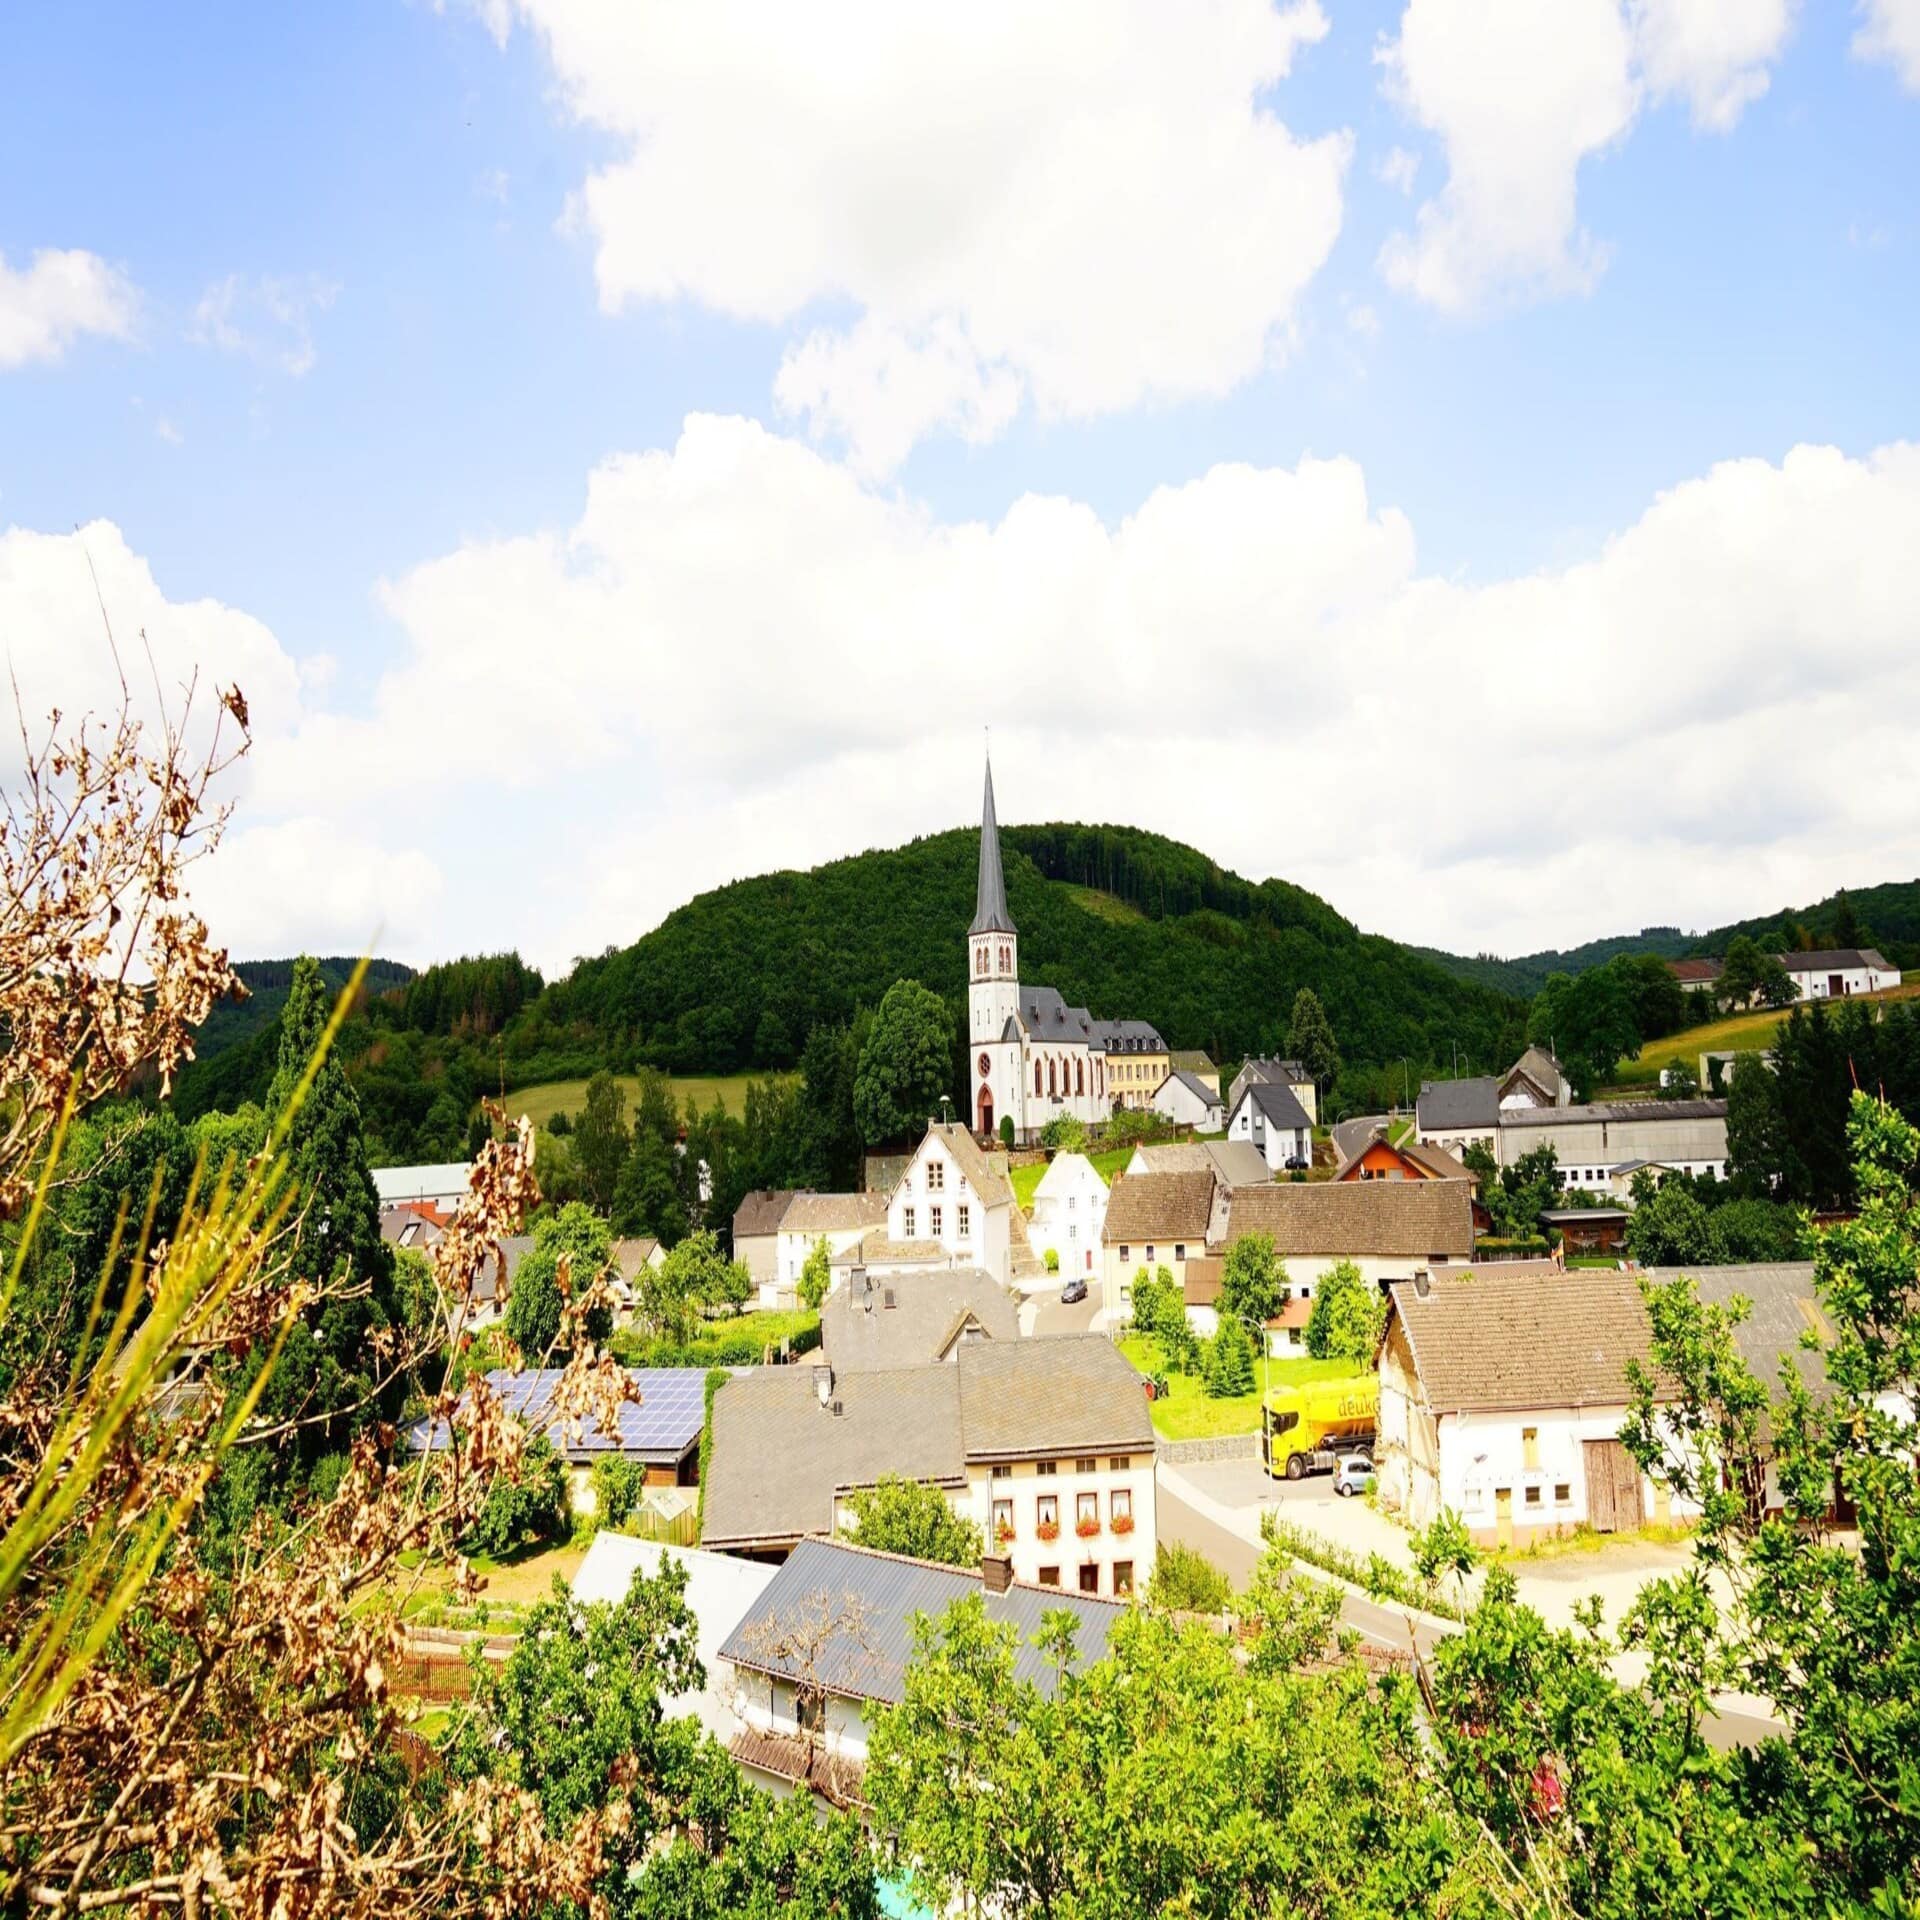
[1036,1520,1060,1542]
[1075,1517,1101,1539]
[1110,1512,1134,1535]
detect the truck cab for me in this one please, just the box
[1261,1373,1379,1481]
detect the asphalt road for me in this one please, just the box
[1155,1478,1780,1750]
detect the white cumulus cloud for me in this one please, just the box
[484,0,1349,472]
[0,248,139,369]
[1855,0,1920,90]
[1380,0,1796,311]
[190,273,338,377]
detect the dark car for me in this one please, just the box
[1059,1276,1089,1304]
[1284,1154,1308,1170]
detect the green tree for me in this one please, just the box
[633,1227,750,1346]
[464,1431,569,1557]
[506,1201,615,1357]
[1304,1258,1385,1365]
[1038,1113,1086,1151]
[1623,1180,1715,1266]
[852,979,955,1147]
[1145,1540,1231,1613]
[842,1475,983,1566]
[571,1070,631,1211]
[999,1112,1016,1149]
[1203,1313,1255,1397]
[1830,887,1862,948]
[1218,1229,1286,1331]
[1717,934,1766,1010]
[591,1454,646,1529]
[796,1235,832,1311]
[612,1127,688,1246]
[1286,987,1341,1099]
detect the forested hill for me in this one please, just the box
[1423,877,1920,997]
[517,822,1526,1087]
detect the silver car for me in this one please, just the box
[1333,1453,1375,1498]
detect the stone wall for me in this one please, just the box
[1155,1432,1260,1466]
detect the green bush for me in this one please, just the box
[1044,1247,1060,1272]
[696,1367,727,1536]
[1258,1513,1466,1623]
[1146,1540,1232,1613]
[999,1113,1016,1148]
[1039,1113,1087,1151]
[592,1454,647,1529]
[466,1432,569,1559]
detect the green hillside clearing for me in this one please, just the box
[503,1073,782,1130]
[1618,981,1920,1083]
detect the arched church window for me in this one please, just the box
[1035,1059,1044,1097]
[976,945,986,976]
[1076,1058,1085,1097]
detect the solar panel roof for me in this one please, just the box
[405,1366,708,1463]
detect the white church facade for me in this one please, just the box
[967,759,1162,1145]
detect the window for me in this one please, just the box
[1038,1566,1060,1587]
[1554,1483,1571,1504]
[1067,1194,1075,1210]
[795,1689,825,1736]
[1037,1494,1058,1527]
[1068,1223,1079,1243]
[1037,1460,1057,1476]
[1174,1243,1186,1261]
[1075,1458,1097,1475]
[991,1463,1010,1480]
[903,1206,915,1237]
[957,1205,970,1236]
[1120,1245,1131,1263]
[1522,1427,1540,1471]
[1109,1456,1130,1472]
[1076,1491,1098,1525]
[1111,1488,1132,1522]
[930,1205,943,1236]
[1145,1245,1155,1262]
[1113,1561,1134,1598]
[1078,1565,1100,1593]
[992,1499,1014,1538]
[928,1159,944,1190]
[1524,1486,1542,1507]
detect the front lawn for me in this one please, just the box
[1119,1340,1358,1441]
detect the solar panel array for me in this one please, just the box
[404,1367,708,1461]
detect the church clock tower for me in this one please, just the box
[969,756,1020,1134]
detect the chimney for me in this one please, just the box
[1413,1268,1431,1299]
[813,1362,834,1408]
[981,1552,1014,1594]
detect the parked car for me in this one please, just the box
[1333,1453,1375,1498]
[1284,1154,1308,1170]
[1059,1276,1088,1304]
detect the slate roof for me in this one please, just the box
[1237,1081,1313,1131]
[782,1192,890,1236]
[1241,1057,1309,1084]
[720,1537,1123,1705]
[971,756,1017,936]
[917,1123,1014,1208]
[1091,1018,1167,1054]
[406,1367,708,1465]
[1102,1169,1217,1245]
[1160,1069,1223,1109]
[1416,1077,1500,1132]
[1649,1263,1827,1400]
[1503,1046,1567,1101]
[821,1269,1019,1373]
[1226,1179,1475,1260]
[955,1335,1155,1460]
[1015,985,1099,1044]
[1782,948,1894,974]
[700,1366,966,1549]
[1500,1099,1728,1129]
[733,1189,798,1239]
[1387,1266,1658,1413]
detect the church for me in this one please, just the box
[967,758,1164,1143]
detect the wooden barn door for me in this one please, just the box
[1583,1440,1644,1532]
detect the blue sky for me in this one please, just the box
[2,1,1918,973]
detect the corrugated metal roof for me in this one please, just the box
[1501,1099,1727,1128]
[720,1536,1124,1704]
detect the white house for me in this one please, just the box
[1226,1080,1313,1173]
[733,1190,797,1303]
[1100,1169,1217,1322]
[774,1192,888,1296]
[1153,1069,1225,1132]
[1498,1046,1571,1111]
[1779,947,1901,1001]
[1414,1077,1499,1162]
[1028,1150,1108,1282]
[1375,1266,1698,1548]
[717,1536,1124,1805]
[1227,1057,1318,1127]
[887,1122,1015,1287]
[372,1162,470,1211]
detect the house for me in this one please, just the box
[406,1366,709,1513]
[1499,1046,1572,1111]
[1179,1257,1314,1350]
[775,1193,890,1297]
[1098,1020,1172,1112]
[1605,1158,1685,1204]
[1169,1049,1220,1095]
[372,1162,470,1212]
[1100,1169,1217,1321]
[1414,1077,1500,1162]
[1334,1129,1447,1183]
[572,1534,778,1747]
[1028,1151,1109,1281]
[1778,948,1901,1001]
[827,1231,952,1284]
[1667,957,1724,990]
[1127,1140,1269,1188]
[1228,1057,1318,1127]
[887,1122,1016,1287]
[1226,1081,1314,1174]
[733,1190,797,1298]
[700,1337,1155,1599]
[718,1536,1124,1804]
[1224,1178,1476,1296]
[1374,1266,1695,1548]
[1152,1069,1225,1132]
[1499,1099,1729,1189]
[821,1268,1019,1372]
[381,1207,511,1335]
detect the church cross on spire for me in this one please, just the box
[970,753,1016,936]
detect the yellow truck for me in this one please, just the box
[1261,1373,1380,1480]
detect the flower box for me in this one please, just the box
[1074,1517,1101,1540]
[995,1525,1015,1547]
[1110,1512,1134,1536]
[1035,1520,1060,1542]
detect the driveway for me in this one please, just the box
[1027,1290,1099,1338]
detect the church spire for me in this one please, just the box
[970,753,1016,936]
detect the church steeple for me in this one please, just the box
[970,754,1016,936]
